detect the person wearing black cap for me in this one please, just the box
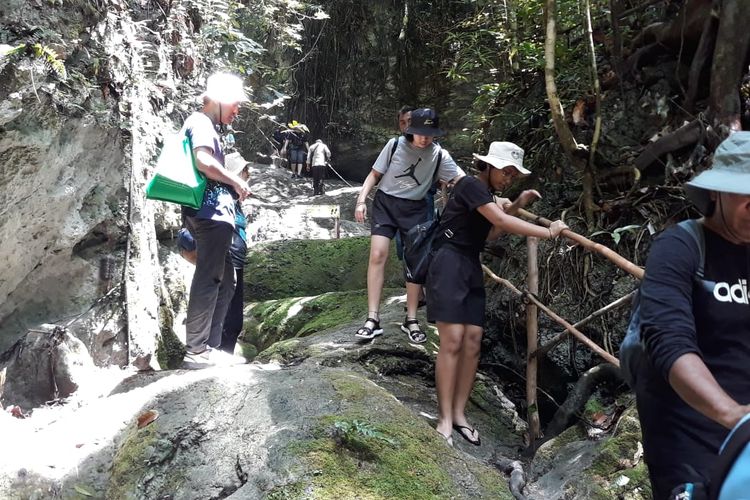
[353,108,464,344]
[635,132,750,498]
[427,141,567,447]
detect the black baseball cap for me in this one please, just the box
[404,108,445,137]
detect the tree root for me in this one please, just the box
[634,119,703,171]
[493,456,527,500]
[544,363,622,439]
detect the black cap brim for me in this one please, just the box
[404,126,445,137]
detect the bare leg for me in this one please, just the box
[366,235,391,318]
[435,322,465,438]
[405,282,421,319]
[452,324,483,442]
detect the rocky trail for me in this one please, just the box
[0,162,648,499]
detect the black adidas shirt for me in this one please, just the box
[636,223,750,498]
[439,176,494,256]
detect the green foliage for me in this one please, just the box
[333,419,397,446]
[0,42,67,79]
[591,224,642,245]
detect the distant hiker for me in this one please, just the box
[281,122,309,179]
[180,72,251,369]
[176,153,248,352]
[635,132,750,499]
[427,141,566,447]
[353,108,464,344]
[307,139,331,196]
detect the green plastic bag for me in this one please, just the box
[145,133,206,209]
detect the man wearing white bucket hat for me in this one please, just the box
[181,72,252,368]
[635,132,750,498]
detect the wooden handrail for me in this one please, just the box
[516,208,645,280]
[530,290,636,359]
[482,264,620,368]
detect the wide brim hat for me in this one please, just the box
[225,152,251,175]
[685,131,750,213]
[404,108,445,137]
[202,72,249,105]
[473,141,530,175]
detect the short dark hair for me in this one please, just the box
[475,159,490,171]
[399,105,416,116]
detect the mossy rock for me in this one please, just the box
[244,288,402,353]
[156,303,185,370]
[586,406,651,498]
[530,405,651,499]
[245,237,405,300]
[106,424,186,498]
[272,371,513,499]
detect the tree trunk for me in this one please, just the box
[582,0,601,227]
[708,0,750,131]
[684,2,719,113]
[543,0,581,155]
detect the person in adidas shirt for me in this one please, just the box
[353,108,464,344]
[636,132,750,499]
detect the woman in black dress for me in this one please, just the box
[427,141,567,446]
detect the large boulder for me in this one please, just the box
[0,296,518,499]
[0,325,94,409]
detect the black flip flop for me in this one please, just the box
[453,424,481,446]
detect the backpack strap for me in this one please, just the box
[433,149,442,185]
[677,219,706,279]
[387,136,400,167]
[708,415,750,500]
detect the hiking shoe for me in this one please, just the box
[182,349,212,369]
[182,347,247,369]
[401,318,427,344]
[355,317,383,340]
[208,348,248,367]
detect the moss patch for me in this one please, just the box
[106,425,178,498]
[245,289,401,353]
[156,304,185,370]
[278,372,512,499]
[245,237,404,301]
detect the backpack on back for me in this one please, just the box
[289,131,305,148]
[619,219,705,389]
[668,414,750,499]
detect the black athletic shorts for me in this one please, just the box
[426,245,485,326]
[371,189,429,240]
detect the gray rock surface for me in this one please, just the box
[0,298,520,499]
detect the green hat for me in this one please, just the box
[685,132,750,214]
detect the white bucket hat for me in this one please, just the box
[473,141,530,174]
[225,152,251,175]
[685,131,750,214]
[202,72,249,105]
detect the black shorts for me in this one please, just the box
[426,245,485,326]
[371,190,429,239]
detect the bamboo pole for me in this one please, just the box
[526,237,541,445]
[516,208,645,280]
[482,264,620,367]
[530,290,636,359]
